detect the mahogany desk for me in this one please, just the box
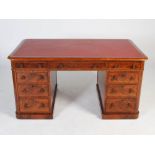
[8,39,148,119]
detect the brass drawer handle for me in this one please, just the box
[131,64,137,69]
[110,88,116,94]
[21,75,26,80]
[39,75,45,80]
[22,88,27,93]
[109,103,114,109]
[112,64,119,68]
[16,63,24,68]
[127,103,131,107]
[39,88,45,93]
[24,103,32,108]
[128,88,134,94]
[37,63,44,68]
[31,85,35,88]
[39,103,46,108]
[121,73,126,78]
[111,75,117,81]
[91,64,100,69]
[57,63,64,69]
[129,76,134,81]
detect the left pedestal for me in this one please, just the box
[11,61,57,119]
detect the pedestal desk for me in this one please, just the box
[8,39,148,119]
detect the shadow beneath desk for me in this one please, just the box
[54,71,101,118]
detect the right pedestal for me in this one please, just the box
[97,63,144,119]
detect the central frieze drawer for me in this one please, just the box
[105,98,137,113]
[108,71,139,84]
[18,84,49,96]
[19,98,50,113]
[107,85,137,97]
[16,72,48,83]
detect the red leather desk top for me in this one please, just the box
[8,39,147,60]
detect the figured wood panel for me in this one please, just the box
[107,71,139,84]
[107,85,137,97]
[18,84,49,97]
[105,98,137,113]
[19,98,50,113]
[16,72,48,83]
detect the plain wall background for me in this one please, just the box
[0,19,155,134]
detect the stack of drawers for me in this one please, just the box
[105,70,140,115]
[15,70,51,117]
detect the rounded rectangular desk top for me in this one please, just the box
[8,39,148,61]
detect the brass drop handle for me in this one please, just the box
[91,64,99,68]
[111,75,117,81]
[109,103,114,109]
[21,75,26,80]
[131,64,137,69]
[57,63,64,69]
[112,64,119,68]
[39,75,44,80]
[130,76,134,81]
[121,73,126,78]
[24,103,31,108]
[38,63,44,68]
[22,88,27,93]
[31,85,35,88]
[17,63,24,68]
[39,103,45,108]
[127,103,130,107]
[110,88,116,94]
[128,88,133,93]
[39,88,45,93]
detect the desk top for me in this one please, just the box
[8,39,148,61]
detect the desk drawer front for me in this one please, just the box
[16,72,48,83]
[19,98,50,113]
[18,84,49,96]
[109,62,143,70]
[108,71,139,84]
[107,85,137,97]
[105,98,137,113]
[14,62,48,68]
[50,62,108,70]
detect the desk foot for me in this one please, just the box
[102,112,139,119]
[16,112,53,119]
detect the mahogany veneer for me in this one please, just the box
[8,39,148,119]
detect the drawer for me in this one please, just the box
[18,84,49,96]
[108,71,139,84]
[14,62,48,68]
[105,98,137,113]
[107,85,137,97]
[19,98,50,113]
[16,72,48,83]
[109,62,142,70]
[49,62,107,70]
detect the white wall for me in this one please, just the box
[0,19,155,134]
[0,19,155,66]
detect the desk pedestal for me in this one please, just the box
[11,60,144,119]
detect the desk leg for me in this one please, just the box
[97,70,142,119]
